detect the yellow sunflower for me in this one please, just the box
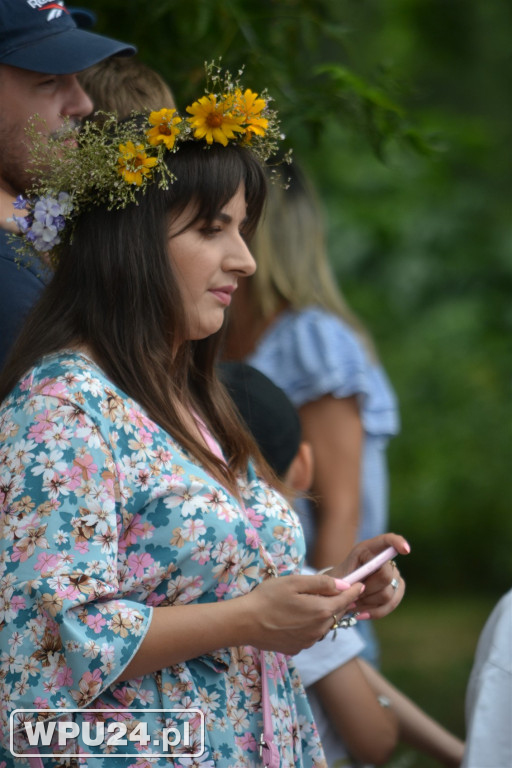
[186,94,245,146]
[146,108,181,150]
[234,88,269,140]
[117,141,158,186]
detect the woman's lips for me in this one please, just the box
[209,286,236,306]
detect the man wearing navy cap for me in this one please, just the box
[0,0,135,370]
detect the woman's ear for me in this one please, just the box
[284,440,314,493]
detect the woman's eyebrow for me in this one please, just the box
[213,212,249,227]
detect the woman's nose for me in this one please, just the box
[226,236,256,276]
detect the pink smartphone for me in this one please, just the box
[342,545,398,585]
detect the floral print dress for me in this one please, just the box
[0,352,327,767]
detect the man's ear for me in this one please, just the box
[284,441,314,493]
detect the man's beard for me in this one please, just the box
[0,118,81,196]
[0,121,33,195]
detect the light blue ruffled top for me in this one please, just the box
[247,306,400,546]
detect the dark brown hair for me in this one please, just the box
[0,142,271,491]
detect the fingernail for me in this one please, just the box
[403,541,411,554]
[359,584,366,595]
[347,602,358,611]
[334,579,351,591]
[357,611,371,620]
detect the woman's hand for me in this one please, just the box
[329,533,410,619]
[242,572,365,655]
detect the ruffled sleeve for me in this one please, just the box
[248,307,370,409]
[0,385,152,743]
[248,307,400,438]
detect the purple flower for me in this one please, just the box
[16,191,74,252]
[13,195,28,210]
[12,214,31,234]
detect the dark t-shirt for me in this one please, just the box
[0,228,46,371]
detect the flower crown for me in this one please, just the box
[11,62,286,260]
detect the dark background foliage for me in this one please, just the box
[85,0,512,596]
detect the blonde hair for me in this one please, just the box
[78,56,175,118]
[250,163,377,358]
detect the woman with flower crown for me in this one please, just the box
[0,66,409,767]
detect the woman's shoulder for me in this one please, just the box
[1,351,156,442]
[9,351,122,407]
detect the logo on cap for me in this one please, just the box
[26,0,70,20]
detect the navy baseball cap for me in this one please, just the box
[0,0,135,75]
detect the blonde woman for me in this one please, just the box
[224,162,400,665]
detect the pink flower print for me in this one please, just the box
[34,552,60,575]
[267,652,286,681]
[27,409,55,443]
[146,592,166,607]
[38,379,68,399]
[34,697,49,709]
[245,506,264,528]
[134,468,151,490]
[20,371,34,391]
[10,595,26,612]
[245,527,261,548]
[127,552,155,578]
[73,453,98,481]
[56,665,73,687]
[237,732,258,752]
[154,446,172,466]
[128,408,158,432]
[119,513,154,552]
[215,583,229,599]
[72,668,103,707]
[74,538,89,555]
[113,686,137,708]
[66,464,83,491]
[86,614,107,634]
[56,583,81,600]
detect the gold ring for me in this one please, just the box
[331,614,341,631]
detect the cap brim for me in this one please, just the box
[1,28,135,74]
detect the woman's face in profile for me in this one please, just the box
[167,183,256,341]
